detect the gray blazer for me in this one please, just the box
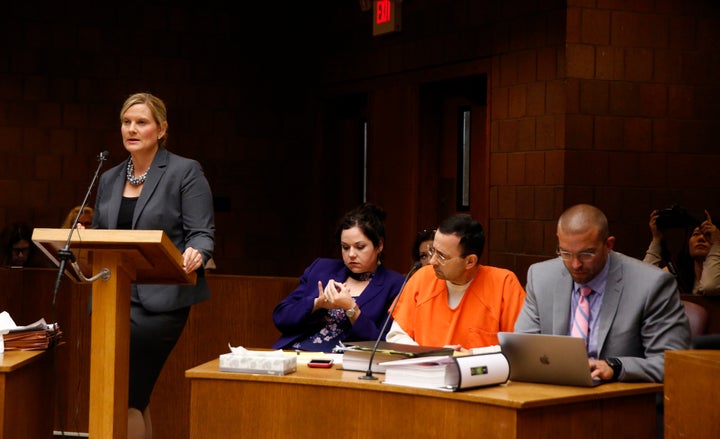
[515,251,690,382]
[94,148,215,312]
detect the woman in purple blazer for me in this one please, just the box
[272,203,405,351]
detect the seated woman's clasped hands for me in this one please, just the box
[316,279,357,316]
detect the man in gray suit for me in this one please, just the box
[514,203,690,383]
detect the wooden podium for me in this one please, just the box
[32,228,196,439]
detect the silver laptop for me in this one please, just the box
[497,332,602,387]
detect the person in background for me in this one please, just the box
[0,221,52,267]
[412,227,435,267]
[643,208,720,296]
[93,92,215,439]
[272,203,405,351]
[61,205,95,229]
[387,213,526,352]
[515,204,690,383]
[61,206,96,272]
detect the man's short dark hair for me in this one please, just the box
[437,214,485,259]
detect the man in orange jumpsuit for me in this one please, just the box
[387,214,526,352]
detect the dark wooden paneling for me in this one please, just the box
[151,275,298,439]
[0,267,91,435]
[0,268,298,438]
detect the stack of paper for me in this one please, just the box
[0,312,62,351]
[382,355,459,390]
[380,352,510,391]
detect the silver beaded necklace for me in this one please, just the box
[126,158,148,185]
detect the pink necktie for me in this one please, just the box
[571,287,592,345]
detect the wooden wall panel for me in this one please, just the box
[0,268,298,438]
[151,275,298,439]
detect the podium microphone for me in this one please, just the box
[51,150,109,307]
[359,260,422,381]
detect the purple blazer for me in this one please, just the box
[272,258,404,349]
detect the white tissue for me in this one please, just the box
[219,344,297,375]
[0,311,17,331]
[0,311,16,354]
[228,344,285,357]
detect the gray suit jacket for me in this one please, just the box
[515,251,690,382]
[94,148,215,312]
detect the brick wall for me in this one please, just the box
[1,1,718,283]
[488,0,720,279]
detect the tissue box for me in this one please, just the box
[219,352,297,376]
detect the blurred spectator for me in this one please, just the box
[412,227,436,267]
[62,205,94,229]
[644,208,720,295]
[0,222,52,267]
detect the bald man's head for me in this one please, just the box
[558,204,609,240]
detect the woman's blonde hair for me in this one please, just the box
[62,206,94,228]
[119,92,169,148]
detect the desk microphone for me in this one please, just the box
[359,260,422,381]
[51,150,109,307]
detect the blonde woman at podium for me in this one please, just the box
[93,92,215,439]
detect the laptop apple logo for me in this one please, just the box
[539,354,550,365]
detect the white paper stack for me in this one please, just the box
[380,352,509,391]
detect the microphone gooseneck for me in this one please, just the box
[50,149,108,439]
[358,260,423,381]
[51,150,109,307]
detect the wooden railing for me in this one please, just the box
[2,268,718,438]
[0,267,298,439]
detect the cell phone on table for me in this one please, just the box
[307,358,334,368]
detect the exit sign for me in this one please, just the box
[373,0,402,36]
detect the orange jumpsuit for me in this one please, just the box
[391,265,526,348]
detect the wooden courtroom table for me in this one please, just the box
[665,350,720,438]
[186,357,663,438]
[0,349,54,439]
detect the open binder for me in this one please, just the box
[341,341,454,374]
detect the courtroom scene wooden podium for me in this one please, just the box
[32,228,196,439]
